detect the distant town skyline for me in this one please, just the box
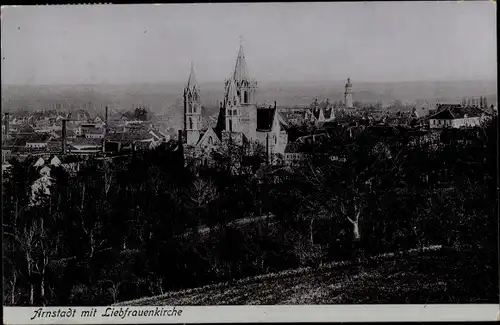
[1,2,497,85]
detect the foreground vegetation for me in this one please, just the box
[118,245,494,305]
[2,117,497,306]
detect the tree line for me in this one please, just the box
[2,116,497,305]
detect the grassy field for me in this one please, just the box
[117,246,496,305]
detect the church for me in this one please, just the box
[179,43,289,165]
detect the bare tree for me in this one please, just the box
[101,162,115,196]
[16,222,38,305]
[190,179,218,213]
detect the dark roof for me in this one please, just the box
[324,108,335,119]
[85,127,106,134]
[105,132,153,142]
[54,129,76,137]
[430,105,486,120]
[135,141,152,150]
[2,138,17,149]
[18,125,35,133]
[25,134,51,143]
[47,140,63,152]
[256,108,276,131]
[80,124,97,128]
[72,138,103,146]
[284,142,304,153]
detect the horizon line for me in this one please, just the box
[2,78,497,87]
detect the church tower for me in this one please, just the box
[184,62,202,145]
[233,43,257,105]
[344,78,353,109]
[218,41,258,140]
[223,78,241,133]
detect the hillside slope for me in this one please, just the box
[116,246,496,305]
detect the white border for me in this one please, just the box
[3,305,499,324]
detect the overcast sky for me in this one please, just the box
[1,2,497,85]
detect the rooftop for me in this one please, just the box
[25,134,51,143]
[256,108,275,131]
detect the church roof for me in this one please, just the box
[233,44,250,83]
[256,108,276,131]
[225,78,239,104]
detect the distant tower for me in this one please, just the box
[183,62,203,145]
[344,78,353,109]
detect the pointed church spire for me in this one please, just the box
[187,61,197,87]
[226,78,239,104]
[233,41,250,83]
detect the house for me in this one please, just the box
[67,109,91,122]
[2,148,12,165]
[278,107,312,124]
[77,124,99,136]
[25,134,51,149]
[69,138,103,154]
[52,129,76,140]
[103,131,155,153]
[429,104,489,129]
[17,125,36,134]
[93,115,104,124]
[149,129,169,143]
[314,107,336,123]
[85,127,106,139]
[284,142,307,166]
[124,122,153,133]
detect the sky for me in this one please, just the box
[1,2,497,85]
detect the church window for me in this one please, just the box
[233,109,237,116]
[229,120,233,132]
[189,118,193,130]
[208,137,213,145]
[244,91,248,104]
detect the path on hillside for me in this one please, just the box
[117,246,494,305]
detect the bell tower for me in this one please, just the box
[224,78,241,132]
[344,78,353,109]
[184,62,203,145]
[233,40,257,105]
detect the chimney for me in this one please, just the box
[62,119,67,154]
[274,101,277,109]
[4,113,10,136]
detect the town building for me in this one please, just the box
[84,127,106,139]
[428,104,491,129]
[25,134,52,149]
